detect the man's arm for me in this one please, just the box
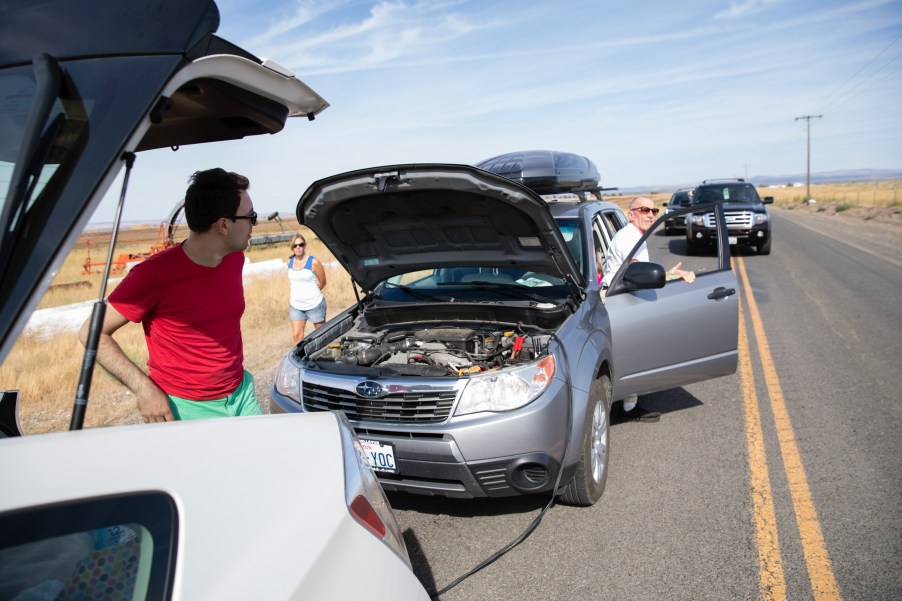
[666,261,696,283]
[78,303,174,422]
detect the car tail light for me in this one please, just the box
[337,412,411,564]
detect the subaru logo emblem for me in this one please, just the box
[356,381,387,399]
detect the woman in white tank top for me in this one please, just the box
[287,233,327,343]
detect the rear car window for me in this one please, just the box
[0,492,177,600]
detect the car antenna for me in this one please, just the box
[69,152,136,430]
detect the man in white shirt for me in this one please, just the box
[603,196,695,422]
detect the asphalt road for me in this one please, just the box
[389,211,901,601]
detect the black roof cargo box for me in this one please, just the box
[475,150,602,196]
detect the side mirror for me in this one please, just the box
[622,262,666,291]
[762,196,774,204]
[662,202,669,207]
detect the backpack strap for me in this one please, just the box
[304,255,314,270]
[288,256,294,269]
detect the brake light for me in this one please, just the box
[337,412,411,564]
[349,494,387,538]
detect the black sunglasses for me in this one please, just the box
[292,242,306,248]
[229,210,258,226]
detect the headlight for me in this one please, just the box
[455,356,555,416]
[274,356,302,404]
[755,212,769,224]
[690,215,705,226]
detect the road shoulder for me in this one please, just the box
[771,205,902,267]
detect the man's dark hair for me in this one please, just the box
[184,168,250,233]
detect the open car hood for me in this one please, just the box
[297,164,584,291]
[0,0,328,364]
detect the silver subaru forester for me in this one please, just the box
[272,160,738,506]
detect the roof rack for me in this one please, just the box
[701,178,745,184]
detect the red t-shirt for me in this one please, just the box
[108,245,246,400]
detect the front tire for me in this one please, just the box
[560,376,611,507]
[757,238,772,255]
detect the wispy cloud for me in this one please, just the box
[714,0,782,21]
[245,0,499,73]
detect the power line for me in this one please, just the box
[809,32,902,115]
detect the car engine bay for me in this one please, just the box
[305,325,552,376]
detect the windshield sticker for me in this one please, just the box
[364,258,380,266]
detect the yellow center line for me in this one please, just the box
[737,291,787,600]
[736,255,843,601]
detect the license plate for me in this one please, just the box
[728,236,738,245]
[359,439,398,473]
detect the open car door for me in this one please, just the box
[604,202,738,399]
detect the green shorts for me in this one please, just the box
[167,371,263,420]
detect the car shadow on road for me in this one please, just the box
[612,386,704,424]
[387,489,548,517]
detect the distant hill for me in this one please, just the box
[616,168,902,194]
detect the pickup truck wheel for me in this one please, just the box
[757,239,772,255]
[560,376,610,507]
[685,238,698,255]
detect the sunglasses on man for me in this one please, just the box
[229,210,258,225]
[631,206,660,216]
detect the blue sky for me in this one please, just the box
[95,0,902,223]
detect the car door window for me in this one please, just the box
[592,211,624,286]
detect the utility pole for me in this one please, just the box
[795,114,822,202]
[743,163,750,180]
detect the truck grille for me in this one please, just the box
[703,210,753,228]
[302,382,456,423]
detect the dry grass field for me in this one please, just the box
[3,180,898,433]
[607,179,901,211]
[4,215,357,433]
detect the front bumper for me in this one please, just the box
[270,371,573,499]
[687,224,769,246]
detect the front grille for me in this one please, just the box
[703,210,753,228]
[303,381,456,423]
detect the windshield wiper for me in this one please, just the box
[389,284,455,302]
[445,281,560,304]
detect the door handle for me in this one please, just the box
[707,287,736,300]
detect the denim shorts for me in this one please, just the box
[289,298,327,323]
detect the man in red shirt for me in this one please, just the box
[80,168,261,422]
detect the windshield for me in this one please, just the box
[378,267,569,304]
[694,184,762,204]
[375,216,583,303]
[672,192,691,206]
